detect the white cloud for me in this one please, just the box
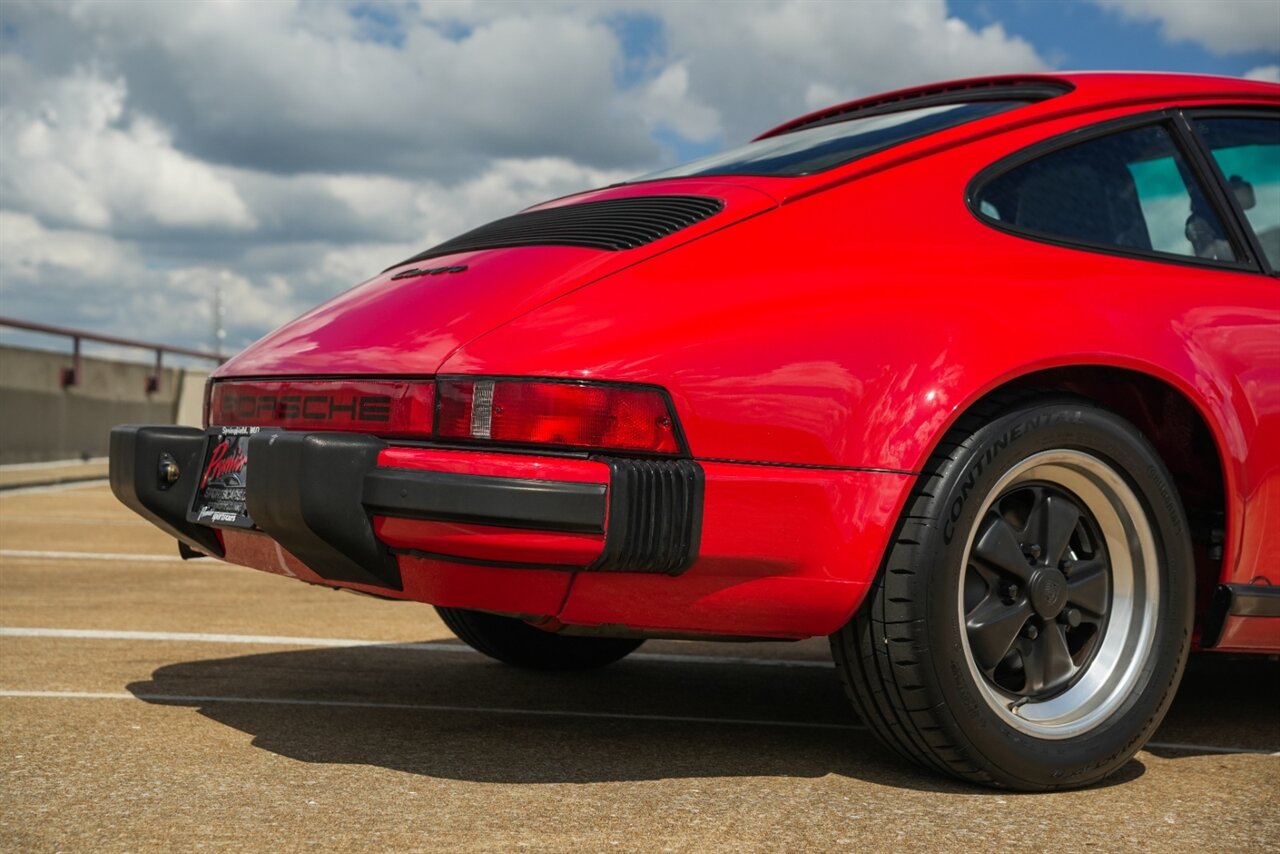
[1092,0,1280,55]
[636,0,1049,144]
[1244,64,1280,83]
[0,210,138,282]
[1,0,1050,178]
[624,62,722,142]
[164,267,292,337]
[0,66,255,232]
[2,0,658,176]
[804,83,844,112]
[0,211,282,348]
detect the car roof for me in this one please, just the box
[755,72,1280,141]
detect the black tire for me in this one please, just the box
[832,392,1194,790]
[436,607,644,670]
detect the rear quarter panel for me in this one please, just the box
[445,97,1280,618]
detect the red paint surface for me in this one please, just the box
[221,528,575,616]
[206,72,1279,648]
[558,462,911,637]
[377,446,609,484]
[1214,613,1280,652]
[373,517,604,567]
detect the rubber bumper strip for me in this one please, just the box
[109,426,699,590]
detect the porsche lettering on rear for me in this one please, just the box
[216,392,392,423]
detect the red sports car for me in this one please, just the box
[110,71,1280,790]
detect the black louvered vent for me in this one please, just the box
[388,195,724,270]
[590,459,703,576]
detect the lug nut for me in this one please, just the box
[1023,624,1039,641]
[1000,582,1018,601]
[1060,608,1081,628]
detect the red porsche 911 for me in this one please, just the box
[110,72,1280,790]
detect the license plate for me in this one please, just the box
[189,427,277,528]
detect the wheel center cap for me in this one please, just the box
[1030,569,1069,619]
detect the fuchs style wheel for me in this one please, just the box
[832,393,1194,790]
[436,607,644,670]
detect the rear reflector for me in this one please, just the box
[209,380,436,438]
[437,379,681,455]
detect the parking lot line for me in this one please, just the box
[0,549,191,563]
[0,626,834,668]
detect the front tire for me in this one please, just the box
[436,607,644,670]
[832,393,1194,790]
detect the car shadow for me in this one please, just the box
[1141,652,1280,759]
[119,642,1193,791]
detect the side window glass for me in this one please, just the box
[976,123,1236,262]
[1192,117,1280,270]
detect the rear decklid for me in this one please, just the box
[216,182,777,378]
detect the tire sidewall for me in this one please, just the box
[921,399,1193,787]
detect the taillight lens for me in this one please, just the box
[207,377,683,455]
[437,379,681,455]
[209,380,436,438]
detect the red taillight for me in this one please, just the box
[209,380,436,438]
[207,376,683,454]
[437,379,681,455]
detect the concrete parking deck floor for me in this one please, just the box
[1,482,1277,852]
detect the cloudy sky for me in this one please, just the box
[1,0,1277,359]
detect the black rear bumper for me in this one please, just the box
[109,426,702,590]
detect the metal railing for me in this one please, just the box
[0,316,226,393]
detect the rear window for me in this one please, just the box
[633,100,1030,181]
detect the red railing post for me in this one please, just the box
[61,335,82,388]
[147,348,163,394]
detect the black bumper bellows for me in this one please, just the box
[596,458,703,575]
[109,425,703,590]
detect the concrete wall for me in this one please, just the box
[0,345,211,464]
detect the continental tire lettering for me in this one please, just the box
[942,412,1048,543]
[1147,463,1183,536]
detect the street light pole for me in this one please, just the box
[212,281,226,358]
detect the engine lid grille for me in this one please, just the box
[388,195,725,270]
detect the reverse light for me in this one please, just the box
[437,379,681,455]
[209,380,436,438]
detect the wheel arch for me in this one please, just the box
[911,362,1232,646]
